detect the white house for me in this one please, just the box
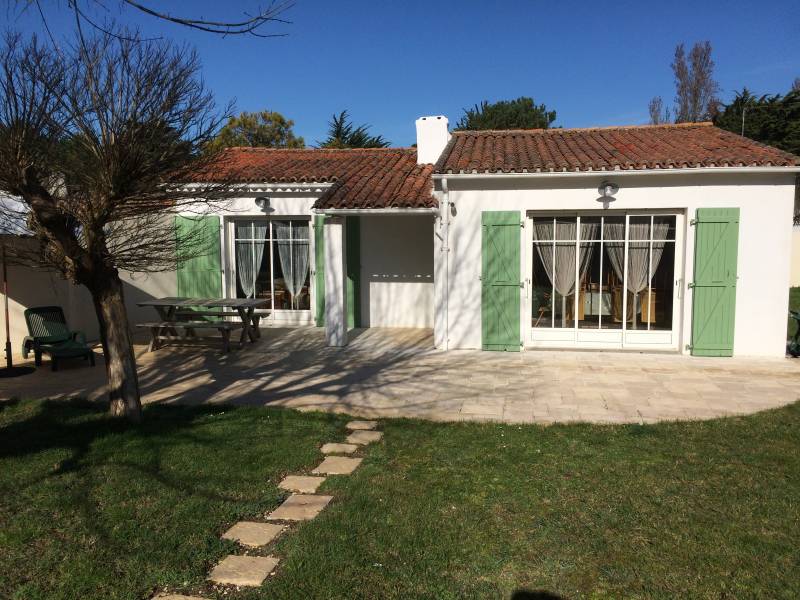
[427,122,798,357]
[3,118,799,359]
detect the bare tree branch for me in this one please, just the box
[672,41,720,123]
[121,0,293,36]
[648,96,671,125]
[17,0,294,40]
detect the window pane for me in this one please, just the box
[577,219,602,326]
[553,242,576,328]
[627,241,650,329]
[235,239,271,300]
[554,216,577,240]
[649,241,675,330]
[272,220,311,310]
[254,242,271,299]
[236,220,254,240]
[290,240,311,310]
[629,216,650,241]
[602,215,625,242]
[272,245,287,309]
[579,241,606,329]
[580,216,601,241]
[604,238,625,329]
[293,221,310,241]
[532,217,554,242]
[653,215,676,241]
[532,242,553,328]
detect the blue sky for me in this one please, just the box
[7,0,800,146]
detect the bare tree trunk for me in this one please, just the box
[90,272,142,423]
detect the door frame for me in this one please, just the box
[524,209,685,350]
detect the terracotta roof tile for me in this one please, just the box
[434,123,800,174]
[190,147,435,209]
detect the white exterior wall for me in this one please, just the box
[0,260,175,360]
[791,227,800,287]
[438,172,796,357]
[323,216,347,346]
[359,215,434,328]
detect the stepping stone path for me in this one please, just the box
[346,430,383,445]
[208,555,280,587]
[321,442,358,454]
[312,456,363,475]
[279,475,326,493]
[222,521,283,548]
[267,493,333,521]
[188,418,383,596]
[347,420,378,430]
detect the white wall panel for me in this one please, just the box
[359,215,434,328]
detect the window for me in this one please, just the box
[531,214,676,331]
[233,219,311,311]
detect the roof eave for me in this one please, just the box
[433,165,800,179]
[314,207,438,215]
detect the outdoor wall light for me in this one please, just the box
[255,196,270,211]
[596,181,619,208]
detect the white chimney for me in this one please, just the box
[415,115,450,165]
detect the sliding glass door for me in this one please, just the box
[232,219,312,314]
[529,212,680,348]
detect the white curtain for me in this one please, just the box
[275,221,310,309]
[533,220,598,327]
[604,220,669,328]
[236,221,267,298]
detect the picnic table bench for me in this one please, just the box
[136,298,269,354]
[173,310,265,331]
[136,320,245,353]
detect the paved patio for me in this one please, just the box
[2,327,798,423]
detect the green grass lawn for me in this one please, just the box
[2,398,799,599]
[789,286,799,339]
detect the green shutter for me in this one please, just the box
[690,208,739,357]
[346,216,361,328]
[314,215,325,326]
[481,211,521,351]
[176,215,222,299]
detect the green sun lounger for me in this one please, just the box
[22,306,95,371]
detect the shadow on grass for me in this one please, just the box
[512,592,566,600]
[1,397,229,462]
[0,397,349,599]
[0,397,20,413]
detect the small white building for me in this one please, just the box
[3,118,799,359]
[428,122,799,357]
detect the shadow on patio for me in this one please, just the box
[2,326,799,423]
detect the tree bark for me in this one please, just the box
[90,272,142,423]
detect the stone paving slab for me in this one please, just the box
[278,475,326,494]
[346,420,377,430]
[208,555,279,587]
[267,494,333,521]
[346,430,383,445]
[312,456,363,475]
[321,442,358,454]
[221,521,283,548]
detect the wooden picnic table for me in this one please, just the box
[136,297,269,353]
